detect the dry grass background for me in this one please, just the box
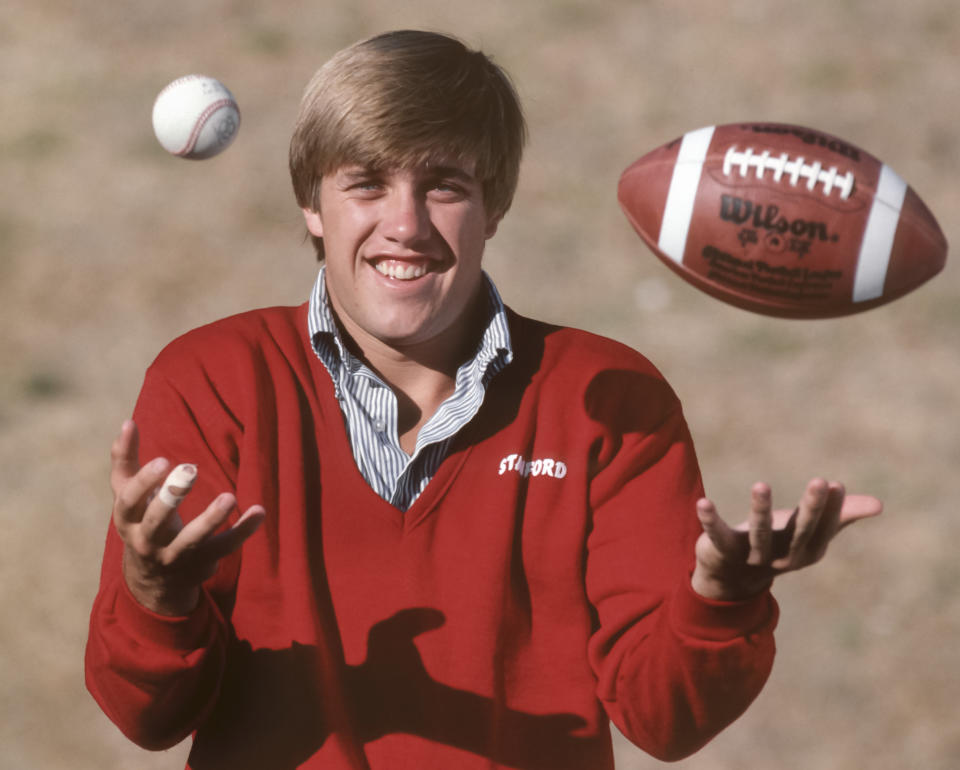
[1,1,958,768]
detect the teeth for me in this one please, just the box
[374,261,428,280]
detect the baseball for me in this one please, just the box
[152,75,241,160]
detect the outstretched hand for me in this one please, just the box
[110,420,266,616]
[691,478,882,602]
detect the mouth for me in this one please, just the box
[371,258,433,281]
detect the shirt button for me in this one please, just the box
[374,419,387,433]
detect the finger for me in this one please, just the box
[838,494,884,528]
[774,478,832,569]
[747,482,773,566]
[803,481,845,558]
[202,505,267,562]
[109,420,141,496]
[156,463,198,508]
[113,456,171,528]
[138,464,199,539]
[160,493,238,564]
[162,499,265,569]
[696,498,743,559]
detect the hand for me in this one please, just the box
[110,420,266,616]
[691,478,882,602]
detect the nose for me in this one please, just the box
[380,186,431,246]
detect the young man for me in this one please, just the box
[86,30,881,769]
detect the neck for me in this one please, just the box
[331,286,489,452]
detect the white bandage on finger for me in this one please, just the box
[157,463,198,507]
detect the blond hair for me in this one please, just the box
[289,30,527,259]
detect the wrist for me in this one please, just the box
[691,563,772,603]
[672,576,778,642]
[122,548,201,616]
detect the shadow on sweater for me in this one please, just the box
[188,608,600,769]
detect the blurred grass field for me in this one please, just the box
[1,1,957,768]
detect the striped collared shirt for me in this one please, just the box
[307,267,513,510]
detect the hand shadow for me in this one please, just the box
[188,608,596,769]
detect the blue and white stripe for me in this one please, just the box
[307,267,513,510]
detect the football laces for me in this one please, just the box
[722,146,856,200]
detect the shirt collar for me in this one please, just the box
[307,265,513,379]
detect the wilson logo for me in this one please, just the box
[720,195,838,242]
[498,454,568,479]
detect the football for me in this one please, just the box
[618,122,947,318]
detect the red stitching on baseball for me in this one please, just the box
[175,97,237,156]
[157,74,202,100]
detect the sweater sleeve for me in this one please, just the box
[85,347,245,750]
[583,368,777,762]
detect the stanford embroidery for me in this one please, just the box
[498,454,568,479]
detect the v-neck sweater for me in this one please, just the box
[86,303,777,769]
[307,267,513,509]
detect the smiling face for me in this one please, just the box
[302,160,501,356]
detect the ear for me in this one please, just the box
[302,208,324,238]
[484,212,503,240]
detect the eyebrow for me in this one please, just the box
[337,167,378,181]
[336,165,479,184]
[424,165,478,183]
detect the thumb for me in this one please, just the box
[838,494,883,529]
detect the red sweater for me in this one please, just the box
[86,304,777,769]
